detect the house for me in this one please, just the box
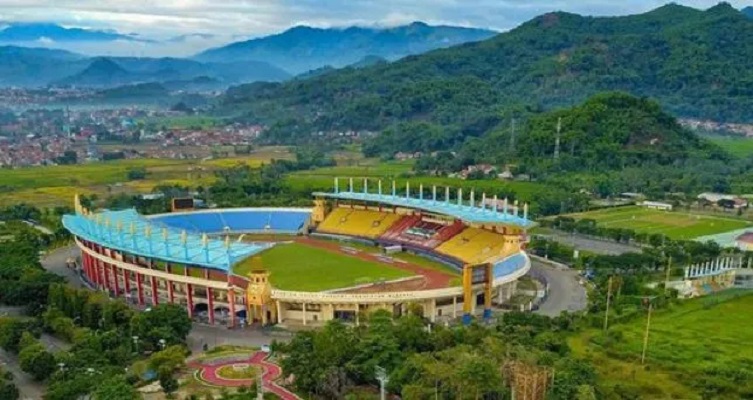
[735,232,753,251]
[641,201,673,211]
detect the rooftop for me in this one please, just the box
[313,178,533,228]
[62,209,270,272]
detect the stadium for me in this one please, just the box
[62,178,533,327]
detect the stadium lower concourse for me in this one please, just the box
[63,179,534,327]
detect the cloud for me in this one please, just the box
[0,0,748,56]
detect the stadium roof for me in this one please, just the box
[63,209,270,272]
[313,184,533,228]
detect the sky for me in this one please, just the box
[0,0,748,56]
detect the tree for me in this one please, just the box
[0,370,19,400]
[92,375,140,400]
[19,343,56,381]
[159,371,179,397]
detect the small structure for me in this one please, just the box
[641,201,673,211]
[735,232,753,251]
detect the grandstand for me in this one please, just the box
[316,207,402,238]
[151,208,311,234]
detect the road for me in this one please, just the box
[0,348,44,400]
[538,230,640,255]
[530,259,588,317]
[41,246,85,289]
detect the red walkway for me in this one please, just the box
[189,351,300,400]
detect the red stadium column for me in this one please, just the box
[166,263,175,303]
[150,275,159,306]
[186,283,194,318]
[112,265,120,295]
[123,268,131,295]
[228,288,236,328]
[136,273,145,305]
[207,287,215,324]
[105,263,113,291]
[94,258,102,288]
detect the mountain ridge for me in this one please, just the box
[194,22,497,74]
[220,3,753,139]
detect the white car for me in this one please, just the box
[261,344,271,353]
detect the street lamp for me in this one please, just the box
[132,336,139,354]
[375,366,389,400]
[159,338,166,350]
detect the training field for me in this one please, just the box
[571,291,753,399]
[565,206,751,239]
[233,242,412,291]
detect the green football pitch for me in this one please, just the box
[565,206,751,239]
[232,242,413,291]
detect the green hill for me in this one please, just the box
[220,3,753,138]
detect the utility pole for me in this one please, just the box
[641,298,654,365]
[554,117,561,160]
[603,276,613,331]
[376,366,389,400]
[664,256,672,294]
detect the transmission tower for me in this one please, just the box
[554,117,561,160]
[509,117,516,153]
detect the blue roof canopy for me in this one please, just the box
[63,209,270,272]
[313,185,533,228]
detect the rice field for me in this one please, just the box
[0,147,293,208]
[564,206,751,239]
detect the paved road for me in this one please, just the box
[530,259,588,317]
[41,246,85,289]
[538,230,640,255]
[0,348,44,400]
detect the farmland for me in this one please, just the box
[563,206,751,239]
[0,147,293,207]
[570,291,753,399]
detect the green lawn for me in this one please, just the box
[565,206,751,239]
[707,136,753,158]
[571,291,753,399]
[233,243,413,291]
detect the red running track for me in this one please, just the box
[189,351,300,400]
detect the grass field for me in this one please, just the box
[137,115,224,129]
[233,243,413,291]
[0,147,293,208]
[707,136,753,158]
[287,161,547,203]
[571,291,753,399]
[564,206,751,239]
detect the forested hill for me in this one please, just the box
[367,92,727,171]
[220,3,753,139]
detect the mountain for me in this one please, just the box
[194,22,496,74]
[0,46,290,88]
[221,3,753,139]
[57,57,133,87]
[0,46,88,86]
[0,23,142,42]
[743,6,753,18]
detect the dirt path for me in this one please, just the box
[294,237,455,290]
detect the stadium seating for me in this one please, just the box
[380,215,465,249]
[435,227,507,264]
[151,210,310,234]
[317,207,402,238]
